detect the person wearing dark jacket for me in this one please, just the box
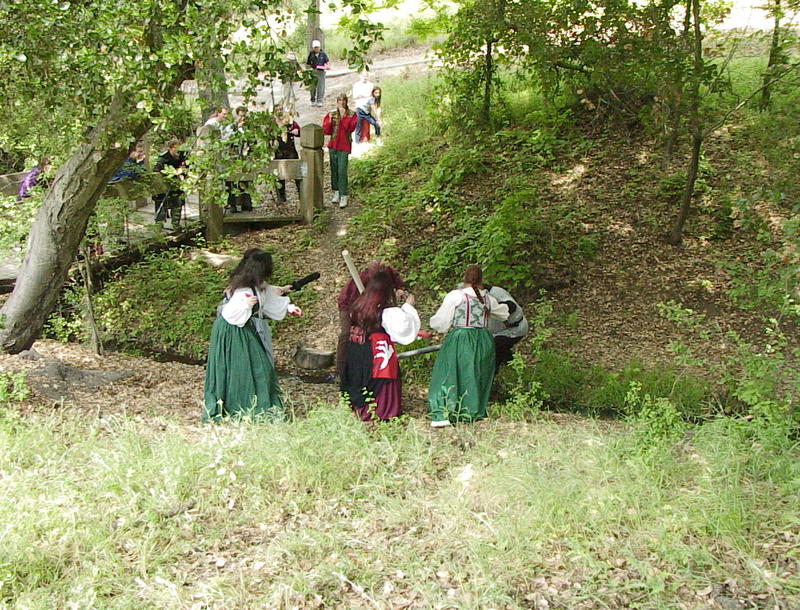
[306,40,329,107]
[485,285,529,373]
[271,104,302,203]
[153,138,187,230]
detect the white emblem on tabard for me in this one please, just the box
[373,340,394,370]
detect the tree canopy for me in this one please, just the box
[0,0,381,352]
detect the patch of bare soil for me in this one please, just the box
[0,339,344,424]
[532,129,791,372]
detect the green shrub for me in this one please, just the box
[476,189,555,289]
[516,349,712,417]
[43,284,87,343]
[623,381,686,447]
[429,147,485,188]
[0,371,29,405]
[0,193,40,251]
[489,352,547,421]
[91,249,227,360]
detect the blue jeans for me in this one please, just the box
[355,109,380,141]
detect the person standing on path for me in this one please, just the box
[281,51,301,114]
[152,138,187,230]
[271,103,302,203]
[322,94,358,209]
[306,40,329,107]
[223,106,253,213]
[427,264,509,427]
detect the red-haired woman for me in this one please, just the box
[335,262,404,377]
[427,265,509,427]
[340,270,420,421]
[322,94,358,208]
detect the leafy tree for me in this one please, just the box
[432,0,747,244]
[0,0,379,353]
[442,0,511,126]
[758,0,799,109]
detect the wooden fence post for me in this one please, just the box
[300,123,324,224]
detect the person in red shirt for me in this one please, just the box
[322,94,358,209]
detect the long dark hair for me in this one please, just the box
[463,264,484,295]
[332,95,353,129]
[229,249,273,292]
[350,269,397,333]
[372,87,381,109]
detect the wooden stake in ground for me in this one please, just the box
[79,244,103,356]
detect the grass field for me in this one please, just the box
[1,401,798,608]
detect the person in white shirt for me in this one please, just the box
[340,269,420,421]
[427,265,509,427]
[354,86,382,143]
[203,106,229,135]
[223,106,253,212]
[203,249,301,422]
[351,71,374,109]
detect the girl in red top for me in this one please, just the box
[322,94,358,209]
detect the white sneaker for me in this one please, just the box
[430,420,451,428]
[339,195,348,209]
[331,191,340,203]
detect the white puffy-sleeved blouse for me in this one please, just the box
[429,287,509,333]
[380,303,421,345]
[221,285,293,327]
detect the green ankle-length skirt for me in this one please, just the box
[428,327,495,423]
[203,316,283,422]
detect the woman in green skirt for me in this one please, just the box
[428,265,509,427]
[203,249,302,422]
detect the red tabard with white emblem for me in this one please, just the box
[370,332,399,379]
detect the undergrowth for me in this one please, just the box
[349,76,596,296]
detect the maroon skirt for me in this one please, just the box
[340,339,402,421]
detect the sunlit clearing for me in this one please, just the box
[551,163,586,188]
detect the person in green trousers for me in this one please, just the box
[203,249,302,422]
[322,94,358,209]
[427,265,509,427]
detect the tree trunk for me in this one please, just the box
[667,0,704,246]
[759,0,782,110]
[307,0,323,50]
[197,57,231,120]
[80,245,103,356]
[0,64,192,354]
[662,1,693,170]
[481,38,494,125]
[668,133,701,245]
[0,131,128,352]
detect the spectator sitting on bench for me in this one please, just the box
[108,142,146,184]
[17,157,50,200]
